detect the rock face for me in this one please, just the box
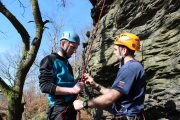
[84,0,180,119]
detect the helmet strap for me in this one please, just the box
[118,47,124,66]
[119,56,124,67]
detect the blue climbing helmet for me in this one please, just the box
[60,31,80,45]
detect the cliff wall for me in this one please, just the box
[85,0,180,119]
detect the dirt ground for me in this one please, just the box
[78,110,92,120]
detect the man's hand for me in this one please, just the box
[73,100,83,110]
[83,74,98,89]
[72,82,84,94]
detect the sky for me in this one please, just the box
[0,0,93,55]
[0,0,93,86]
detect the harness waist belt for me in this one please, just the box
[113,113,145,120]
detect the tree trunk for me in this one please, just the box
[7,93,24,120]
[0,0,48,119]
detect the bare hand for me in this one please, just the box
[73,100,83,110]
[83,74,97,89]
[72,82,84,94]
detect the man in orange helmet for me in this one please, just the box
[73,32,146,120]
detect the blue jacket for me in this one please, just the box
[39,53,77,106]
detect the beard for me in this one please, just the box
[66,54,71,59]
[59,47,71,59]
[115,56,123,63]
[114,55,124,68]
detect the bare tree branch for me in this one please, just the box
[0,1,30,51]
[0,60,14,86]
[56,0,66,7]
[24,0,45,65]
[0,30,4,34]
[47,17,63,52]
[12,0,45,92]
[0,77,12,96]
[62,0,66,7]
[17,0,26,16]
[30,0,44,49]
[33,60,40,68]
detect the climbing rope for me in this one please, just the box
[77,0,106,119]
[80,0,106,82]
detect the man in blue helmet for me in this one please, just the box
[39,31,84,120]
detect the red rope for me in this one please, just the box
[80,0,106,83]
[77,0,106,119]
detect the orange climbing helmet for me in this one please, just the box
[114,32,140,51]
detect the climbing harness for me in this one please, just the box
[76,0,106,120]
